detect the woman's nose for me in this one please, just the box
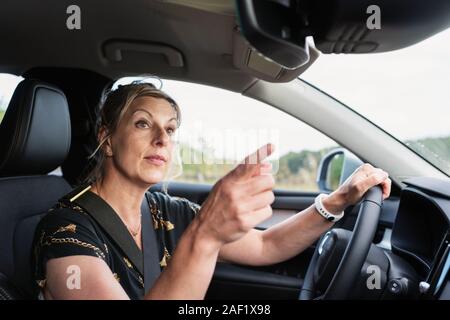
[153,126,170,147]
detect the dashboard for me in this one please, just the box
[391,177,450,299]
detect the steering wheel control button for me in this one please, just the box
[389,280,402,294]
[388,278,409,296]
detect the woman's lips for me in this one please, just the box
[144,155,167,166]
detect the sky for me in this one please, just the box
[1,27,449,162]
[301,28,450,142]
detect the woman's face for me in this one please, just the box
[105,96,178,187]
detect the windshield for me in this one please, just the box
[301,28,450,176]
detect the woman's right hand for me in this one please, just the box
[195,144,276,247]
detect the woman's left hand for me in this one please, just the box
[322,163,392,214]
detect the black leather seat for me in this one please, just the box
[0,79,73,299]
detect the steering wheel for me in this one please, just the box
[299,186,383,300]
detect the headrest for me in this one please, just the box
[0,79,71,176]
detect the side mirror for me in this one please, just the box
[317,148,363,192]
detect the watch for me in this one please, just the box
[314,193,344,222]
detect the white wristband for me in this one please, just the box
[314,194,344,222]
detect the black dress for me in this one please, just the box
[31,189,201,300]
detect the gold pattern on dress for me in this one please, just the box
[160,247,172,268]
[42,237,106,260]
[36,279,46,288]
[123,257,133,268]
[153,218,175,231]
[188,202,201,214]
[71,205,87,214]
[172,196,201,215]
[113,273,120,282]
[149,199,175,231]
[52,201,88,215]
[151,214,159,230]
[161,220,175,231]
[54,224,77,234]
[138,275,144,288]
[149,197,159,215]
[104,243,109,254]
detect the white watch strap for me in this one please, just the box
[314,194,344,222]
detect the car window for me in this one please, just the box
[301,28,450,176]
[134,78,340,192]
[0,73,23,124]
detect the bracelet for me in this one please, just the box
[314,194,344,222]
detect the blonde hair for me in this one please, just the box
[81,82,183,190]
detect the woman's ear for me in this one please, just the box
[98,126,113,157]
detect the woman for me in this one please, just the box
[31,82,391,300]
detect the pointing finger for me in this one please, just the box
[244,143,274,165]
[231,143,275,180]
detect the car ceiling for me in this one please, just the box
[0,0,259,92]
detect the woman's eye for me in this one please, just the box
[166,127,176,135]
[135,120,150,128]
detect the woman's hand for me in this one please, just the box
[195,144,275,247]
[322,163,392,214]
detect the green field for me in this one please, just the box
[175,135,450,190]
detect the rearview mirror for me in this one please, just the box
[235,0,311,69]
[236,0,450,68]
